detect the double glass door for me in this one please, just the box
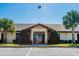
[33,33,45,44]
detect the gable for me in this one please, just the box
[20,23,57,31]
[32,25,47,30]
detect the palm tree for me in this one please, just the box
[63,10,79,44]
[0,18,15,43]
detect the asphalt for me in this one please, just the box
[0,47,79,56]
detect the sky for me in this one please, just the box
[0,3,79,24]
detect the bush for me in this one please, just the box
[48,38,60,44]
[13,40,17,44]
[0,40,3,43]
[59,40,72,43]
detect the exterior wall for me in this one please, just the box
[31,25,47,32]
[7,32,16,43]
[32,25,47,29]
[20,30,32,44]
[60,33,77,40]
[75,33,77,40]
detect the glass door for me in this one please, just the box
[33,33,45,44]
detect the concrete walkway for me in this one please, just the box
[0,47,79,56]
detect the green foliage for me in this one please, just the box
[63,9,79,29]
[0,18,15,43]
[63,10,79,44]
[48,31,60,44]
[0,18,15,33]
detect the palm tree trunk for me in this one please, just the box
[3,31,7,43]
[72,26,75,44]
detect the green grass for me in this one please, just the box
[36,44,78,48]
[51,43,74,46]
[75,44,79,46]
[0,44,19,46]
[0,43,78,48]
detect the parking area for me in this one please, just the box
[0,47,79,56]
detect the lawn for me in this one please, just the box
[32,43,79,48]
[0,43,79,48]
[50,43,74,46]
[0,44,19,47]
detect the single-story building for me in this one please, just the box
[0,23,79,44]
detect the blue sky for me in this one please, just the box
[0,3,79,24]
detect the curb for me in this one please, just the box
[0,46,78,48]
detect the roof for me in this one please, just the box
[15,23,79,32]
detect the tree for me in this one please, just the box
[63,10,79,44]
[0,18,15,43]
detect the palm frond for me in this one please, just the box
[63,9,79,29]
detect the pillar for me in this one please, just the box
[45,31,48,44]
[31,30,33,44]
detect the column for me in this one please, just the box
[45,31,48,44]
[31,30,33,44]
[0,32,1,40]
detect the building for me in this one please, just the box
[0,23,79,44]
